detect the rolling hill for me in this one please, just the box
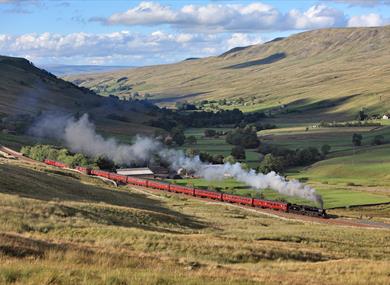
[0,55,161,138]
[66,26,390,121]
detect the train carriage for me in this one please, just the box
[169,184,195,195]
[194,189,223,200]
[253,198,288,211]
[126,176,148,187]
[109,173,128,183]
[90,169,111,179]
[148,180,170,190]
[222,194,253,206]
[75,166,92,175]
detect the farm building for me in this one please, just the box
[116,167,154,178]
[382,115,389,120]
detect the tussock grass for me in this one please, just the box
[0,158,389,284]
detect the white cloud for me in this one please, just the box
[348,13,385,27]
[226,33,263,49]
[93,1,348,32]
[0,31,257,65]
[327,0,390,6]
[288,5,346,29]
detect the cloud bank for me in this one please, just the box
[0,31,263,65]
[93,2,349,32]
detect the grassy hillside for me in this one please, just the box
[67,26,390,121]
[0,157,389,284]
[0,55,160,138]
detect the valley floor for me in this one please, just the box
[0,158,389,285]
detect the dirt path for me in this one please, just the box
[0,145,35,163]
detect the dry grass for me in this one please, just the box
[0,158,389,284]
[67,26,390,122]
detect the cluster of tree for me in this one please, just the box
[20,144,118,170]
[185,148,224,164]
[21,145,90,167]
[257,144,329,173]
[204,129,226,138]
[352,133,387,146]
[175,101,197,111]
[226,126,260,148]
[173,109,244,127]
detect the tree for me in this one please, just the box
[258,154,284,173]
[213,154,224,164]
[352,133,363,146]
[223,155,236,164]
[95,156,115,171]
[231,146,246,160]
[372,135,385,145]
[171,127,185,146]
[357,110,368,121]
[185,135,197,145]
[321,144,331,156]
[204,129,216,137]
[186,148,199,157]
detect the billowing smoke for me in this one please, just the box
[159,149,323,207]
[31,113,323,207]
[30,113,160,165]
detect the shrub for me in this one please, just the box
[231,146,246,160]
[321,144,331,156]
[371,135,385,145]
[352,133,363,146]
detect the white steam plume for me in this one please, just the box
[31,113,323,207]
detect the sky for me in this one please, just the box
[0,0,389,66]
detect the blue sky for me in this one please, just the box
[0,0,389,66]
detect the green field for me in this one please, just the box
[182,128,260,168]
[0,158,389,284]
[178,125,390,209]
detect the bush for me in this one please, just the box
[321,144,331,156]
[372,135,385,145]
[185,135,197,145]
[226,126,260,149]
[258,154,284,173]
[352,133,363,146]
[231,146,246,160]
[204,129,217,137]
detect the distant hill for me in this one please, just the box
[40,64,133,76]
[66,26,390,121]
[0,55,160,137]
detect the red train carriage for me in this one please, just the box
[148,180,170,191]
[90,169,111,179]
[169,184,195,195]
[75,166,92,175]
[109,173,128,183]
[126,176,148,187]
[222,194,253,206]
[194,189,223,200]
[253,198,288,211]
[44,159,67,168]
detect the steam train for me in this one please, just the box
[44,159,327,218]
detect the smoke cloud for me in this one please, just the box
[31,113,323,207]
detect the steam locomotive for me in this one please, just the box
[44,159,327,218]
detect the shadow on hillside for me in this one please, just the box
[283,94,360,113]
[224,52,286,69]
[0,164,206,233]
